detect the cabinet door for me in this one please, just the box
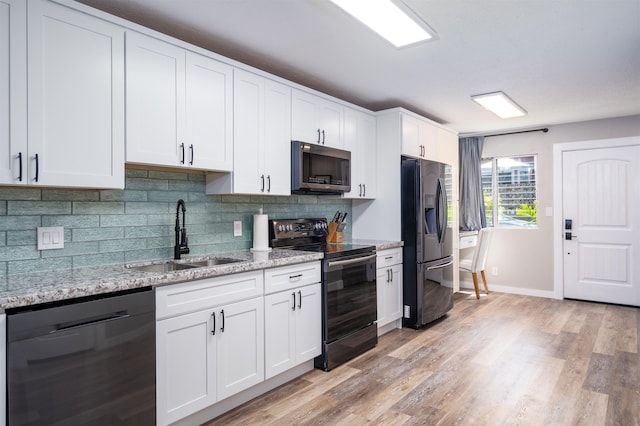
[377,265,403,327]
[216,297,264,400]
[126,31,184,167]
[295,283,322,362]
[344,108,376,199]
[264,290,296,379]
[263,79,291,195]
[156,309,216,426]
[185,52,232,171]
[388,265,403,322]
[27,0,124,188]
[317,99,343,148]
[401,114,422,158]
[233,69,263,193]
[291,89,320,144]
[0,0,26,185]
[376,267,390,327]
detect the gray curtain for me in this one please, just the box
[459,136,486,231]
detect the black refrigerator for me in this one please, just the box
[401,157,454,328]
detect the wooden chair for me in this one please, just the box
[459,228,492,299]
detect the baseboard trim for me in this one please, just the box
[459,279,558,299]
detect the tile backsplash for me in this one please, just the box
[0,167,352,276]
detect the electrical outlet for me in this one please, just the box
[233,221,242,237]
[37,227,64,250]
[491,266,498,276]
[403,305,410,318]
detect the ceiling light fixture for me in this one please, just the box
[330,0,436,48]
[471,91,527,119]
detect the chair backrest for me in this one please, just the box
[470,228,492,273]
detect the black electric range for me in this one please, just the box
[269,218,378,371]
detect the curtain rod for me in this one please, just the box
[484,127,549,138]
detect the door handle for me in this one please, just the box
[565,232,578,240]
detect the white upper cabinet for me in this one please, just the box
[207,69,290,195]
[401,113,436,160]
[0,0,26,185]
[343,107,377,199]
[126,31,232,171]
[185,52,233,171]
[17,0,125,188]
[291,89,343,148]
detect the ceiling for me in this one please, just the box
[77,0,640,134]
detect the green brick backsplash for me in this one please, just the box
[0,168,352,276]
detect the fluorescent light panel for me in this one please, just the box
[331,0,434,48]
[471,92,527,119]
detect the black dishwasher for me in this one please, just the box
[6,288,155,425]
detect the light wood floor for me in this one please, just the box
[204,291,640,425]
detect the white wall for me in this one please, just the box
[473,114,640,297]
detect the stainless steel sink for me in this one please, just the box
[185,257,244,267]
[126,257,243,273]
[127,261,199,273]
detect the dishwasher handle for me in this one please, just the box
[52,310,130,333]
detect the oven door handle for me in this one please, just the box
[327,254,376,271]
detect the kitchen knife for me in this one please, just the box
[332,211,341,223]
[341,212,348,223]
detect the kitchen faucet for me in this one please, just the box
[174,199,190,259]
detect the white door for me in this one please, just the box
[216,297,264,400]
[185,52,232,171]
[263,79,291,195]
[295,283,322,362]
[28,0,125,188]
[563,145,640,306]
[232,69,263,194]
[156,309,217,425]
[264,290,296,379]
[126,31,184,167]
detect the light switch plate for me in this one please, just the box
[37,226,64,250]
[233,221,242,237]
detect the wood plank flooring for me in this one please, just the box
[204,292,640,425]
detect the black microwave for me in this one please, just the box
[291,141,351,195]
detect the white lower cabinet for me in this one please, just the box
[264,282,321,379]
[156,262,321,425]
[376,248,403,330]
[155,271,264,426]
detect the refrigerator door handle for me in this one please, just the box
[426,260,454,271]
[436,177,448,244]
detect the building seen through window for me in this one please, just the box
[481,155,537,228]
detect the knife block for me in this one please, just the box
[327,222,344,243]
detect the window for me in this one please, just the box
[481,155,537,228]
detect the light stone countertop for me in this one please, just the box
[351,239,404,251]
[0,249,323,311]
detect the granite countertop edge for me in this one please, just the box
[0,249,324,311]
[351,239,404,251]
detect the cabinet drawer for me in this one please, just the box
[377,248,403,268]
[264,262,321,294]
[156,270,263,319]
[459,235,477,249]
